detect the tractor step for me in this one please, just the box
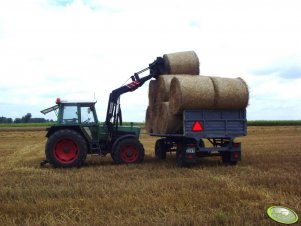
[90,142,101,154]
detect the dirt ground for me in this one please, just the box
[0,126,300,225]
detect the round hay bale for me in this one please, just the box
[148,80,159,106]
[145,106,152,133]
[163,51,199,75]
[157,74,196,102]
[145,104,161,133]
[211,76,249,109]
[169,76,215,114]
[157,102,183,134]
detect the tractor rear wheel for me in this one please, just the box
[113,138,145,164]
[46,129,87,168]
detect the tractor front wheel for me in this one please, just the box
[45,129,87,168]
[113,138,145,164]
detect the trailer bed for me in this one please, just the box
[150,109,247,139]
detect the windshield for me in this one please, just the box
[62,106,78,124]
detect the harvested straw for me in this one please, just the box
[145,106,152,133]
[157,74,196,102]
[145,104,161,133]
[169,76,215,114]
[157,102,183,134]
[148,80,159,106]
[211,77,249,109]
[163,51,199,75]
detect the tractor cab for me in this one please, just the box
[55,98,98,125]
[41,98,98,124]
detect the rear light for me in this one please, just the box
[233,142,240,148]
[56,98,61,104]
[188,154,193,160]
[192,121,203,132]
[233,152,239,160]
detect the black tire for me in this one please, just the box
[113,138,145,164]
[155,138,167,160]
[176,138,196,167]
[221,152,238,166]
[176,143,188,167]
[110,152,116,162]
[45,129,87,168]
[199,139,205,148]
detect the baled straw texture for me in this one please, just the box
[157,102,183,134]
[211,77,249,109]
[148,80,159,106]
[163,51,199,75]
[169,76,215,114]
[145,106,152,133]
[157,74,196,102]
[145,104,161,133]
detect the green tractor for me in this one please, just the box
[41,57,165,167]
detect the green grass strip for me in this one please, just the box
[247,120,301,126]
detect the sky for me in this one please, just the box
[0,0,301,122]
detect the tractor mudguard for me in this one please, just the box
[45,126,82,138]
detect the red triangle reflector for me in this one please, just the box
[192,121,203,132]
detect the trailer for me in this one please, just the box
[151,109,247,167]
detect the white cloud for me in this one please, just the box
[0,0,301,121]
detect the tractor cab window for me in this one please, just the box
[62,106,78,124]
[81,106,95,124]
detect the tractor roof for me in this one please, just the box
[40,98,97,115]
[56,98,97,105]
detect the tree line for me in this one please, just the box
[0,113,54,124]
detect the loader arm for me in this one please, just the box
[105,57,165,137]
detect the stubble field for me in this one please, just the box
[0,126,300,225]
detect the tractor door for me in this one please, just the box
[80,105,99,143]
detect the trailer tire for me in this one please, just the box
[114,138,145,164]
[46,129,87,168]
[221,152,238,166]
[155,138,167,160]
[176,143,188,167]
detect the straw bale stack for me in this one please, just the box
[211,77,249,109]
[145,51,249,135]
[145,104,160,133]
[157,102,182,134]
[145,106,152,133]
[169,76,215,115]
[156,74,196,102]
[163,51,199,75]
[148,80,158,106]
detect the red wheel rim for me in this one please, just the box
[120,144,139,163]
[54,138,79,164]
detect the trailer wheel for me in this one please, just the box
[176,143,189,167]
[176,138,197,167]
[46,129,87,168]
[221,152,238,165]
[199,139,205,148]
[155,138,167,160]
[114,138,145,164]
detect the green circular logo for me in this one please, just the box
[267,206,299,224]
